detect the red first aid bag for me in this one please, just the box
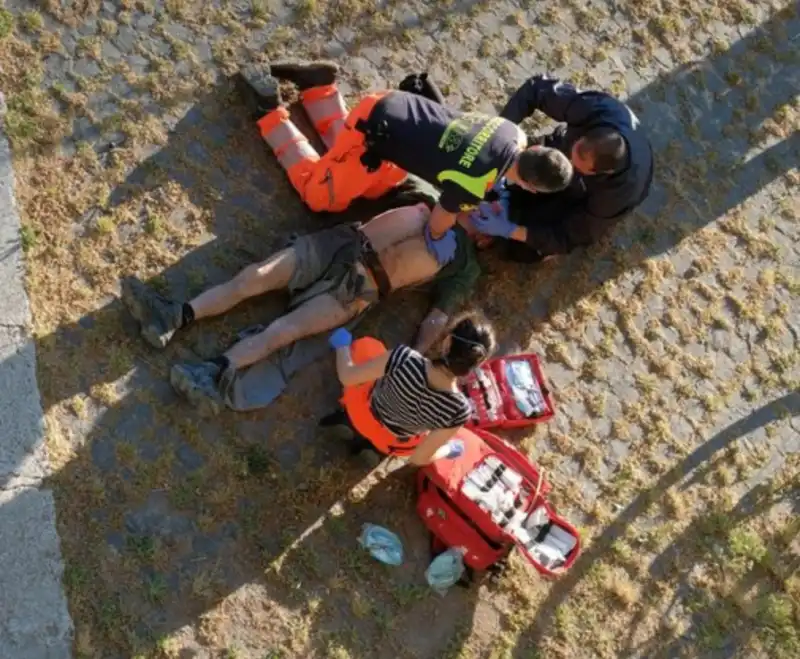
[417,428,580,580]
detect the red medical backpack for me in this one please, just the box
[416,428,580,580]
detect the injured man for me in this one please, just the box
[121,202,484,416]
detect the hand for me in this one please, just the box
[424,224,457,265]
[432,438,465,461]
[469,201,517,238]
[444,439,465,459]
[328,327,353,350]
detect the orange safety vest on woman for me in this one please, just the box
[340,337,423,456]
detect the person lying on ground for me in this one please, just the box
[319,312,496,466]
[121,203,489,416]
[400,72,654,262]
[234,60,573,266]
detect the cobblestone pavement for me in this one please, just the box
[0,1,798,658]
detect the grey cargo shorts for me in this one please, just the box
[285,223,380,311]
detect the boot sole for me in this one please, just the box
[170,364,222,417]
[120,277,175,350]
[235,69,281,116]
[269,61,339,89]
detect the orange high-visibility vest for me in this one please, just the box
[340,337,423,456]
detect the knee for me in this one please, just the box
[230,263,265,299]
[264,316,302,349]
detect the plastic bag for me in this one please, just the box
[425,547,466,594]
[358,524,404,566]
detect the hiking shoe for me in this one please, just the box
[120,276,183,349]
[235,66,282,119]
[169,361,224,417]
[319,408,356,442]
[269,60,339,90]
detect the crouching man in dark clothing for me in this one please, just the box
[401,73,655,262]
[493,74,655,261]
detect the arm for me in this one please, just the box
[425,233,481,326]
[512,205,622,256]
[428,182,481,239]
[500,75,605,125]
[427,201,459,239]
[408,427,461,466]
[413,308,450,355]
[508,185,632,255]
[335,349,391,387]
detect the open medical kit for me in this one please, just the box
[417,428,580,583]
[458,353,555,430]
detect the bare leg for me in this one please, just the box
[189,248,297,320]
[224,293,360,370]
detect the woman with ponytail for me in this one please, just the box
[324,312,496,466]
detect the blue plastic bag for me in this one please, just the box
[358,524,404,566]
[425,547,466,594]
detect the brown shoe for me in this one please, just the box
[269,60,339,90]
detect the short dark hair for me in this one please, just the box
[516,146,573,192]
[580,127,627,172]
[435,311,496,377]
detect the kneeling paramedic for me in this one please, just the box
[400,72,654,261]
[235,60,573,265]
[322,313,496,466]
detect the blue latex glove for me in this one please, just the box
[424,224,457,265]
[329,327,353,350]
[444,439,465,459]
[470,200,517,238]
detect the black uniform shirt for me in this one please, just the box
[368,91,522,213]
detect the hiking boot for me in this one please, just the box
[120,276,183,349]
[319,408,355,442]
[169,361,224,417]
[269,60,339,90]
[356,448,384,470]
[235,65,282,119]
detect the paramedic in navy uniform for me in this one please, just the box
[400,72,654,262]
[475,73,655,262]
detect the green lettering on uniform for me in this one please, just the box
[436,168,499,199]
[438,112,489,151]
[458,116,505,168]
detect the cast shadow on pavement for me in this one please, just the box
[477,4,798,350]
[509,389,799,657]
[35,78,480,658]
